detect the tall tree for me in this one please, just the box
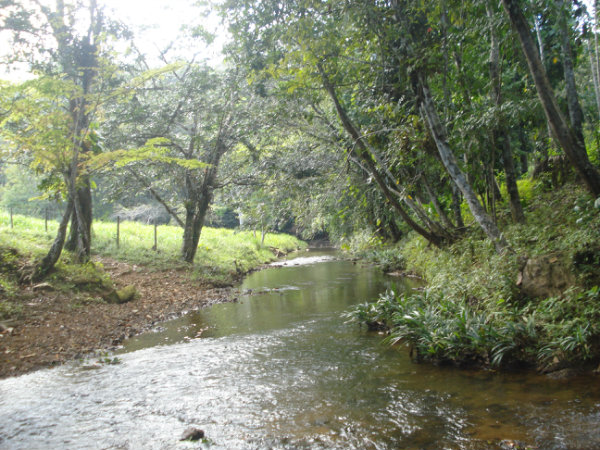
[486,0,525,223]
[102,61,261,263]
[1,0,123,277]
[502,0,600,196]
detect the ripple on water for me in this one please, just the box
[2,254,600,449]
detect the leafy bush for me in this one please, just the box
[350,288,538,367]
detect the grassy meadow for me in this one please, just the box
[0,210,306,289]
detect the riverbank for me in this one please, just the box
[348,182,600,375]
[0,216,305,378]
[0,256,240,378]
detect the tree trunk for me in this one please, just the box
[451,185,464,229]
[181,200,198,264]
[385,216,403,242]
[556,0,585,142]
[502,0,600,196]
[65,179,92,261]
[33,200,74,281]
[181,141,226,263]
[586,40,600,120]
[486,0,525,223]
[418,73,511,253]
[518,126,531,175]
[499,132,525,222]
[422,178,456,230]
[317,63,446,247]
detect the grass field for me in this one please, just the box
[0,210,306,285]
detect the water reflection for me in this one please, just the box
[0,251,599,450]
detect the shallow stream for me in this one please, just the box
[1,250,599,449]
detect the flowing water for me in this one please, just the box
[1,250,600,450]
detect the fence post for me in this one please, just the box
[153,221,158,251]
[10,208,13,229]
[116,216,120,248]
[45,208,48,232]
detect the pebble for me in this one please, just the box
[180,427,205,441]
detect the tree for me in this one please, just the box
[502,0,600,196]
[1,0,123,278]
[102,60,262,263]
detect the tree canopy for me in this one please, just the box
[1,0,600,274]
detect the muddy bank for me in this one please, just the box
[0,258,235,379]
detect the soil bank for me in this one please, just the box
[0,257,236,379]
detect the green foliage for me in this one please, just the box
[341,230,406,272]
[0,165,57,216]
[0,299,22,321]
[351,287,537,367]
[48,260,114,293]
[350,182,600,368]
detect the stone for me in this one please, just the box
[545,368,580,380]
[104,285,138,304]
[32,282,53,292]
[517,253,574,299]
[500,440,528,450]
[595,197,600,209]
[180,427,204,441]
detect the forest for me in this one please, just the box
[1,0,600,376]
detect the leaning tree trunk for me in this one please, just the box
[502,0,600,197]
[418,73,511,254]
[187,189,214,262]
[486,0,525,223]
[33,200,74,281]
[317,63,447,247]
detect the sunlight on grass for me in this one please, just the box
[0,211,305,281]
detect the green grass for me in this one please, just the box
[0,211,306,289]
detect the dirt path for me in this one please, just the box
[0,258,234,379]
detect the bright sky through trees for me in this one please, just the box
[0,0,226,80]
[102,0,226,63]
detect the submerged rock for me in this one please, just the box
[545,368,581,380]
[499,439,533,450]
[180,427,204,441]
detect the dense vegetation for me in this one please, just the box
[1,0,600,371]
[348,181,600,370]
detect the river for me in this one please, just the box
[1,250,599,449]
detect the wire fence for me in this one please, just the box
[1,208,165,253]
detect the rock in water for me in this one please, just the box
[180,427,205,441]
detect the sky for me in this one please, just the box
[101,0,227,64]
[0,0,227,80]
